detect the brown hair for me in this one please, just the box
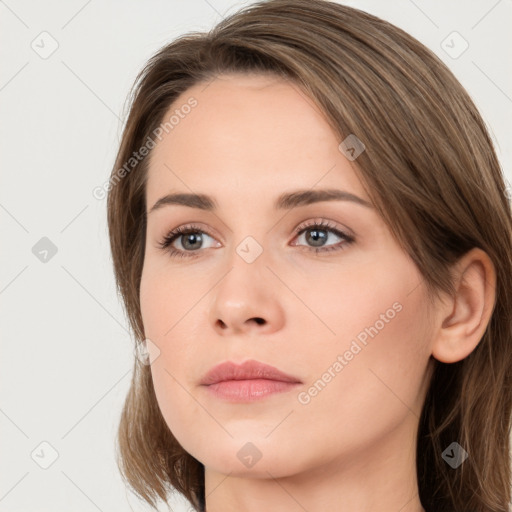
[106,1,512,510]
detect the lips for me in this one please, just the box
[200,359,302,386]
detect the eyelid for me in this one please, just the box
[156,222,219,250]
[292,217,355,239]
[157,218,355,258]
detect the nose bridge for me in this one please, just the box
[220,208,272,268]
[208,228,284,334]
[218,231,269,304]
[234,232,266,266]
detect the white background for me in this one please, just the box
[1,1,510,511]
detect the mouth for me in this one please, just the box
[200,359,302,402]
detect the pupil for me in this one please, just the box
[307,229,326,247]
[183,232,202,250]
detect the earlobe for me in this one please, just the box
[431,248,496,364]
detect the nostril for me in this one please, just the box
[252,317,265,325]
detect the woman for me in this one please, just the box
[106,1,512,510]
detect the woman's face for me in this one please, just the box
[140,73,435,478]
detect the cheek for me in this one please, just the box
[139,264,203,342]
[140,245,431,438]
[139,266,206,430]
[140,288,201,453]
[139,268,199,419]
[150,361,207,461]
[295,255,430,410]
[295,266,431,443]
[293,253,423,352]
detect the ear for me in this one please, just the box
[431,247,496,363]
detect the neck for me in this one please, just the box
[204,414,425,512]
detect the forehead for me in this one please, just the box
[145,73,367,207]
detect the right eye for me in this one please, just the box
[158,223,219,259]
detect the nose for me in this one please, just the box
[208,254,285,337]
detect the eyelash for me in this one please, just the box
[157,219,355,259]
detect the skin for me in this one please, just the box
[139,73,496,512]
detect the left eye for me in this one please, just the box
[158,220,355,259]
[291,220,355,253]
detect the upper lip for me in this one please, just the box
[200,360,302,386]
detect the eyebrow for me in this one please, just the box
[148,188,373,215]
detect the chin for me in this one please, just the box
[186,436,303,478]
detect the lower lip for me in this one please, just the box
[202,379,301,402]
